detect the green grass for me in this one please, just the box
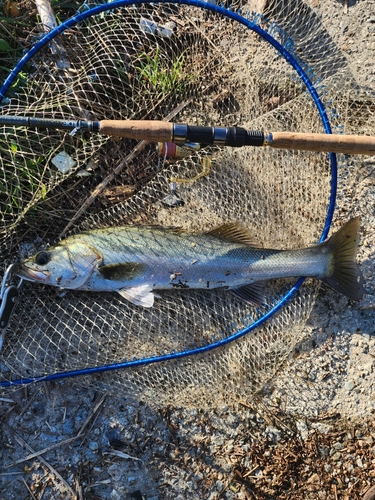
[136,47,196,97]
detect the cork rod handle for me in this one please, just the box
[269,132,375,155]
[99,120,173,142]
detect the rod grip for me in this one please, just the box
[270,132,375,155]
[99,120,173,142]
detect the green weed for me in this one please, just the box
[136,47,195,97]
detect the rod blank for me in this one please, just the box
[1,115,375,155]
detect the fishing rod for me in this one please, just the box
[1,115,375,155]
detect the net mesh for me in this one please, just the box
[0,0,373,406]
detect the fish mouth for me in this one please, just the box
[13,263,51,282]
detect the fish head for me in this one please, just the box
[14,241,102,289]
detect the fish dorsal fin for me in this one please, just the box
[98,262,147,281]
[206,223,260,247]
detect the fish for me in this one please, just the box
[13,217,365,308]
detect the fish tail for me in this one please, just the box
[322,217,365,301]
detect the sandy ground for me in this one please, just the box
[1,0,375,499]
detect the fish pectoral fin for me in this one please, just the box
[230,282,266,306]
[118,285,155,308]
[98,262,147,281]
[206,223,262,247]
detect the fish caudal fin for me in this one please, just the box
[322,217,365,301]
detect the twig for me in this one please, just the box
[332,483,338,500]
[35,0,70,69]
[0,472,25,476]
[17,390,39,419]
[22,478,38,500]
[36,479,48,500]
[85,479,111,491]
[4,423,76,498]
[0,397,15,403]
[77,394,107,435]
[103,450,143,463]
[75,476,84,500]
[7,395,106,466]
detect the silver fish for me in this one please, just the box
[14,218,365,307]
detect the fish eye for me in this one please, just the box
[35,251,51,266]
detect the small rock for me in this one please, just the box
[331,452,342,461]
[345,380,355,391]
[216,480,224,492]
[356,457,364,468]
[89,441,99,451]
[108,464,122,482]
[311,423,332,435]
[85,450,97,461]
[296,420,309,441]
[332,442,344,450]
[242,443,251,452]
[265,426,281,442]
[307,473,320,484]
[211,435,224,447]
[63,419,74,435]
[346,463,354,473]
[110,490,121,500]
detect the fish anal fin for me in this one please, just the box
[99,262,147,281]
[231,282,266,306]
[207,223,261,247]
[118,285,155,307]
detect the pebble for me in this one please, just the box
[265,426,282,442]
[108,464,122,482]
[346,463,354,473]
[331,452,342,462]
[85,449,98,461]
[332,442,344,450]
[311,423,333,434]
[296,420,309,441]
[216,480,224,492]
[89,441,99,451]
[110,490,121,500]
[345,380,355,391]
[63,419,74,435]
